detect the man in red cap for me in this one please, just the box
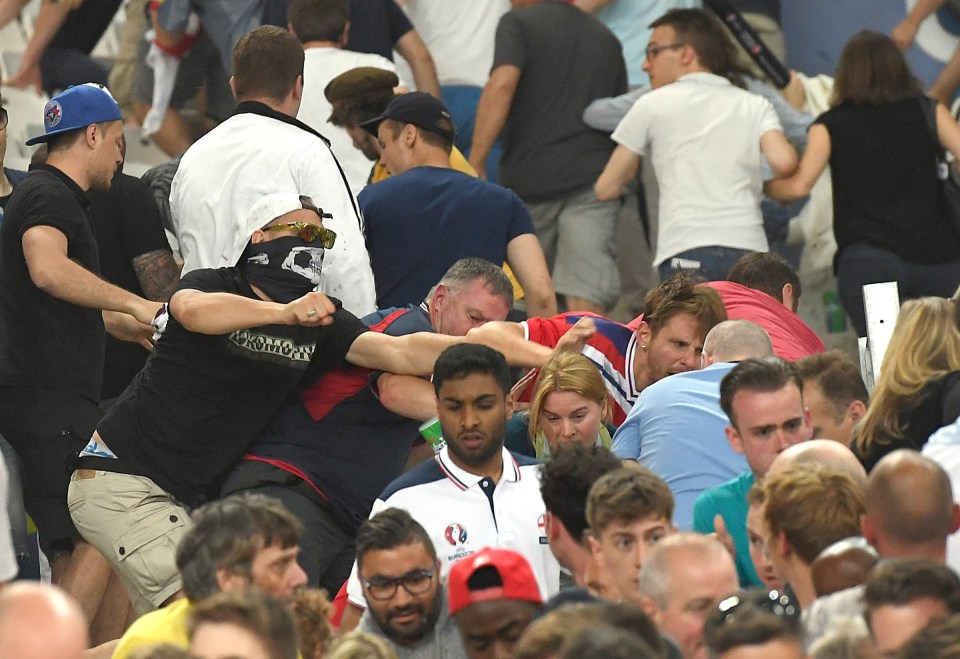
[448,547,544,659]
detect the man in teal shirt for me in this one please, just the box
[692,356,812,586]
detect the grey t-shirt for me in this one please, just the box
[492,1,627,202]
[356,586,468,659]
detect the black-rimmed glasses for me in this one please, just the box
[361,567,436,600]
[645,42,685,59]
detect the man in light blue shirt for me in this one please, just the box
[612,319,772,530]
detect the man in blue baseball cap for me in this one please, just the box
[0,83,163,626]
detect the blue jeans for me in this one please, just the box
[837,241,960,337]
[658,246,754,283]
[441,85,503,182]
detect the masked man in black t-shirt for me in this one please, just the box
[0,84,163,623]
[67,192,565,616]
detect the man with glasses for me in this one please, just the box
[355,507,467,658]
[595,8,797,283]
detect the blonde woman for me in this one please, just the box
[524,352,613,460]
[853,297,960,471]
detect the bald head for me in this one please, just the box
[701,320,773,365]
[767,439,867,490]
[0,583,88,659]
[864,450,959,556]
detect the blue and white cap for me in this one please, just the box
[25,83,122,146]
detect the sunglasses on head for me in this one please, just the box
[716,589,800,625]
[262,195,336,248]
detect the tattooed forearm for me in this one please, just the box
[132,249,181,301]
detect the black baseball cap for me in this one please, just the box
[359,91,455,142]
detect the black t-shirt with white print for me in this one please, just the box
[95,267,368,505]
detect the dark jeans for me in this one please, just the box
[658,246,754,282]
[837,241,960,336]
[221,460,356,595]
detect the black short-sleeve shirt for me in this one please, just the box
[492,2,627,200]
[0,165,104,399]
[344,0,413,60]
[88,172,174,400]
[96,268,368,504]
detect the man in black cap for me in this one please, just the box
[325,67,475,186]
[356,91,556,318]
[0,83,161,617]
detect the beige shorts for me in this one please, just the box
[68,469,191,615]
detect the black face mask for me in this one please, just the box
[242,236,325,303]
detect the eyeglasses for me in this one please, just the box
[362,566,436,600]
[0,108,7,131]
[263,195,337,247]
[645,42,685,59]
[716,590,799,625]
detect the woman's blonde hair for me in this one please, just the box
[527,353,609,444]
[326,631,397,659]
[856,297,960,452]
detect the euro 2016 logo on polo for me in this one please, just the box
[444,523,468,546]
[44,101,63,129]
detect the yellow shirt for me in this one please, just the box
[113,598,192,659]
[367,147,525,301]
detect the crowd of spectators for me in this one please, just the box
[3,0,960,658]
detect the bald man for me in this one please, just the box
[613,319,773,530]
[638,534,739,659]
[766,439,868,490]
[0,582,88,659]
[805,450,960,646]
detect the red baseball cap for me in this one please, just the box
[447,547,544,616]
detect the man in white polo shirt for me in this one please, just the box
[595,8,797,283]
[340,343,560,631]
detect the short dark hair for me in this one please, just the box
[703,589,802,655]
[288,0,347,43]
[650,8,736,77]
[539,445,622,544]
[796,351,869,420]
[556,626,657,659]
[727,252,802,311]
[430,258,514,309]
[642,272,727,339]
[895,613,960,659]
[189,591,299,659]
[720,356,803,428]
[432,343,511,397]
[863,559,960,626]
[355,507,436,570]
[176,493,302,602]
[46,121,115,154]
[232,26,305,102]
[832,30,923,107]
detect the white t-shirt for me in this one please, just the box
[401,0,509,88]
[170,109,377,316]
[346,446,560,608]
[612,72,782,266]
[298,48,396,196]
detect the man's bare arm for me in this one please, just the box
[469,65,520,177]
[377,374,436,420]
[6,0,70,91]
[169,289,335,335]
[394,29,441,98]
[132,249,181,301]
[22,225,160,324]
[595,145,640,201]
[505,234,557,318]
